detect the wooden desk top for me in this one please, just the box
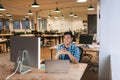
[7,63,87,80]
[0,34,13,36]
[41,34,63,37]
[1,53,87,80]
[0,39,7,43]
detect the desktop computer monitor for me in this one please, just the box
[79,34,93,47]
[10,36,41,74]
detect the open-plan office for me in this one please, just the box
[1,0,118,80]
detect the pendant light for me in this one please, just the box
[0,13,2,16]
[27,5,33,14]
[69,12,74,16]
[54,2,60,13]
[48,10,52,18]
[74,14,78,18]
[88,0,95,10]
[31,0,40,8]
[0,4,6,11]
[76,0,87,2]
[27,10,33,14]
[37,16,42,19]
[69,8,74,17]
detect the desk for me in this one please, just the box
[41,34,63,45]
[0,34,13,39]
[8,63,87,80]
[76,44,99,52]
[0,39,7,53]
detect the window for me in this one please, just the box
[13,20,20,29]
[38,19,41,30]
[22,20,30,29]
[5,21,9,30]
[42,19,47,29]
[31,20,34,29]
[0,21,3,29]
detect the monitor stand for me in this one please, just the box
[14,50,31,74]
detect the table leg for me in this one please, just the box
[51,49,53,60]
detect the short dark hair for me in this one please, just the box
[64,31,73,38]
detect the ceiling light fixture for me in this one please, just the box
[76,0,87,2]
[74,14,78,17]
[48,14,52,18]
[24,15,29,18]
[54,2,60,13]
[0,4,6,11]
[27,10,33,14]
[0,13,2,16]
[6,13,11,17]
[54,16,59,19]
[88,0,95,10]
[61,15,64,18]
[88,5,95,10]
[37,16,42,19]
[48,10,52,18]
[31,0,40,8]
[69,12,74,16]
[23,17,26,20]
[28,5,33,14]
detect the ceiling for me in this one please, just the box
[0,0,97,20]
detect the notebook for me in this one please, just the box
[45,60,70,73]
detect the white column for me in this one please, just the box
[99,0,120,80]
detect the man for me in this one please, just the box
[54,31,80,64]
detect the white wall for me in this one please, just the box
[9,17,85,33]
[47,17,85,32]
[99,0,120,80]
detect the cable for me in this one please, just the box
[5,57,21,80]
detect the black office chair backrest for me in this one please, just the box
[78,46,93,63]
[78,47,84,63]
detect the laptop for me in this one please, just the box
[45,60,70,73]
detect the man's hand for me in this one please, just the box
[58,48,69,55]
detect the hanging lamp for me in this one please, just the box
[76,0,87,2]
[0,4,6,11]
[31,0,40,8]
[54,2,60,13]
[87,0,95,10]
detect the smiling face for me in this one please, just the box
[63,34,73,47]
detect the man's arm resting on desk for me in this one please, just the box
[54,49,78,64]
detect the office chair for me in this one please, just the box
[78,46,92,63]
[78,47,84,63]
[79,46,98,72]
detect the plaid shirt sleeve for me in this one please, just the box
[72,46,80,62]
[56,44,64,60]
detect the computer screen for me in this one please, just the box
[10,36,41,74]
[79,34,93,45]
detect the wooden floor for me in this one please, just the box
[0,45,98,80]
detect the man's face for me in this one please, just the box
[63,35,73,45]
